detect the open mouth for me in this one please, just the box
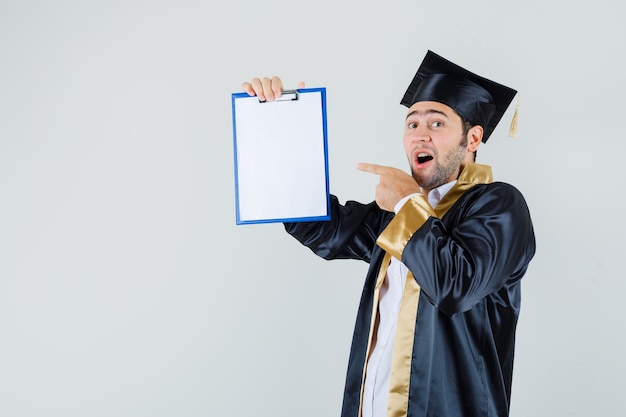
[417,153,434,165]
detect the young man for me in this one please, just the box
[242,50,536,417]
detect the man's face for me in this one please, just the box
[403,100,475,191]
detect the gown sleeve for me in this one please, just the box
[377,182,536,316]
[284,195,390,263]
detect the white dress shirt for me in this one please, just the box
[361,180,456,417]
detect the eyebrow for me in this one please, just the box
[405,108,449,120]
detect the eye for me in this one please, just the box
[431,121,444,128]
[407,121,417,129]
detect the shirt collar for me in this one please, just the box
[428,180,457,208]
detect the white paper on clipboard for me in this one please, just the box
[231,88,330,225]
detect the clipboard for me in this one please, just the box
[231,88,330,225]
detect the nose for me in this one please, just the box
[407,125,431,144]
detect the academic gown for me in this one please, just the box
[284,164,536,417]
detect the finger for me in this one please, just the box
[270,76,283,99]
[241,82,255,96]
[249,77,265,101]
[356,163,390,176]
[261,77,275,101]
[297,81,305,89]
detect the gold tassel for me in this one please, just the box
[508,95,519,138]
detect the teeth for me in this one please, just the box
[417,153,433,164]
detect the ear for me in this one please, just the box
[467,125,483,152]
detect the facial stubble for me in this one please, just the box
[410,134,468,191]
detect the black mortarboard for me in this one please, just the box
[400,50,517,142]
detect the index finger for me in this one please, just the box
[356,162,392,176]
[241,81,256,96]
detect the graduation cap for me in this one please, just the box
[400,50,518,142]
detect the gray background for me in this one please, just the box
[1,0,624,416]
